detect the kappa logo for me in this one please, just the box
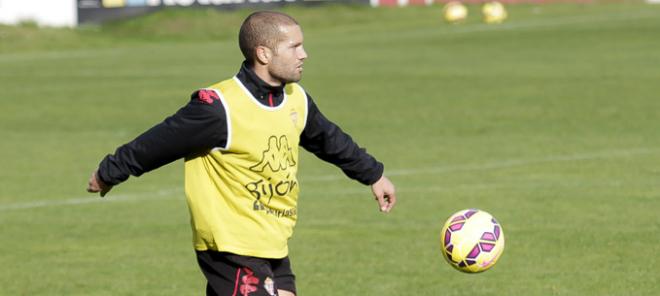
[238,267,259,296]
[250,135,296,173]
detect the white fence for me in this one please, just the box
[0,0,77,27]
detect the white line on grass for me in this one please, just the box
[302,147,658,181]
[0,147,656,212]
[0,188,182,212]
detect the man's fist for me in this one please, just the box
[87,170,112,197]
[371,176,396,213]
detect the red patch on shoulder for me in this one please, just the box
[198,89,219,104]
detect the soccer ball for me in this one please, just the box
[482,1,508,24]
[443,1,468,24]
[440,209,505,273]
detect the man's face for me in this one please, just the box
[268,25,307,84]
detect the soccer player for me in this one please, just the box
[86,11,396,296]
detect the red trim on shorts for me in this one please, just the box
[268,93,274,107]
[232,267,241,296]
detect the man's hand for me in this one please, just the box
[371,175,396,213]
[87,170,112,197]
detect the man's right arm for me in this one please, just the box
[88,90,227,195]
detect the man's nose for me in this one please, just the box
[299,47,308,60]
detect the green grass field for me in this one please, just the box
[1,2,659,295]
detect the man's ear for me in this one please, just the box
[255,46,272,65]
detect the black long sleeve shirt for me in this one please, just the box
[97,62,384,187]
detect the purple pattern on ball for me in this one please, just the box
[446,246,458,263]
[494,225,501,240]
[449,222,464,231]
[444,231,452,246]
[458,261,467,267]
[451,215,465,223]
[481,232,496,241]
[492,218,498,224]
[467,245,480,259]
[447,244,453,253]
[464,209,478,219]
[466,259,476,266]
[480,242,495,252]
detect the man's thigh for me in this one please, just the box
[277,290,295,296]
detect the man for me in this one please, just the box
[87,11,396,296]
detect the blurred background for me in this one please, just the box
[1,0,659,295]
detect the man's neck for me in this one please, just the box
[252,65,283,87]
[236,61,285,107]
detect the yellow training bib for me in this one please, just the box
[184,77,308,258]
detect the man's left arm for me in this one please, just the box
[299,94,396,212]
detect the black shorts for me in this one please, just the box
[196,250,296,296]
